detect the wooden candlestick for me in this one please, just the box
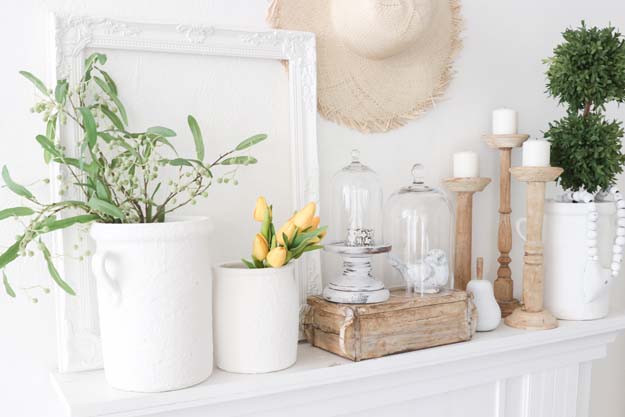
[443,177,491,291]
[483,134,529,317]
[505,166,563,331]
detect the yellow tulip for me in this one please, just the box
[276,221,297,246]
[310,216,320,230]
[252,233,269,261]
[266,247,287,268]
[253,196,270,222]
[292,202,316,230]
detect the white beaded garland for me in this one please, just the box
[585,188,624,280]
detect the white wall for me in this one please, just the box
[0,0,624,415]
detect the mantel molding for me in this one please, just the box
[51,313,625,417]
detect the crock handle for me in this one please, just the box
[515,217,527,242]
[92,251,121,305]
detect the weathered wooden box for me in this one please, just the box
[303,289,476,361]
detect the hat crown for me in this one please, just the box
[331,0,434,60]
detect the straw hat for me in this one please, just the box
[267,0,462,133]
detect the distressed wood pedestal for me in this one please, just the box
[443,177,491,291]
[50,313,625,417]
[483,134,528,317]
[505,166,563,331]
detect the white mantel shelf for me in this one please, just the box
[51,313,625,417]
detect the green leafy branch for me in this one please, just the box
[0,52,267,297]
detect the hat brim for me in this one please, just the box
[268,0,463,133]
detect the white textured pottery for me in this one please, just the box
[213,262,298,373]
[90,216,213,392]
[544,201,615,320]
[466,280,501,332]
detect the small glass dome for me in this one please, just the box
[330,150,383,247]
[383,163,454,294]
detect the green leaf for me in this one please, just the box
[99,105,125,130]
[147,126,177,137]
[2,271,15,298]
[98,69,117,95]
[0,207,35,221]
[220,156,257,166]
[54,79,68,103]
[35,135,61,158]
[241,258,256,269]
[187,115,205,161]
[43,214,100,233]
[235,134,267,151]
[154,137,178,155]
[19,71,49,96]
[161,158,193,167]
[40,241,75,296]
[88,197,125,220]
[0,239,21,270]
[78,107,97,149]
[95,179,110,201]
[94,77,127,125]
[2,166,34,200]
[85,52,107,69]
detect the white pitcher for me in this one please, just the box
[517,202,615,320]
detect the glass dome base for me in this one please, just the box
[322,242,391,304]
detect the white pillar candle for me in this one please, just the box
[492,108,518,134]
[522,140,551,167]
[453,151,479,178]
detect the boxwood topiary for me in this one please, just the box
[544,21,625,193]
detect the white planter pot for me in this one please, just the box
[544,201,616,320]
[213,262,298,373]
[91,216,213,392]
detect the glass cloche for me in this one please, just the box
[323,149,390,304]
[383,163,454,294]
[330,149,383,247]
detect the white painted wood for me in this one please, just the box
[50,15,320,373]
[50,313,625,417]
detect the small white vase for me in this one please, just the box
[466,280,501,332]
[91,216,213,392]
[544,201,615,320]
[213,262,298,374]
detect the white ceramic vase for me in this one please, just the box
[91,216,213,392]
[543,201,616,320]
[213,262,299,374]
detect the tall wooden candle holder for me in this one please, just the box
[483,134,529,317]
[443,177,491,291]
[505,166,563,331]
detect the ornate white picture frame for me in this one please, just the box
[50,15,320,372]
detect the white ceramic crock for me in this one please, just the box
[91,216,213,392]
[213,262,298,374]
[544,201,616,320]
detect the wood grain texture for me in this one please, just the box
[304,289,476,361]
[483,134,529,149]
[443,178,491,291]
[494,148,520,316]
[505,168,562,331]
